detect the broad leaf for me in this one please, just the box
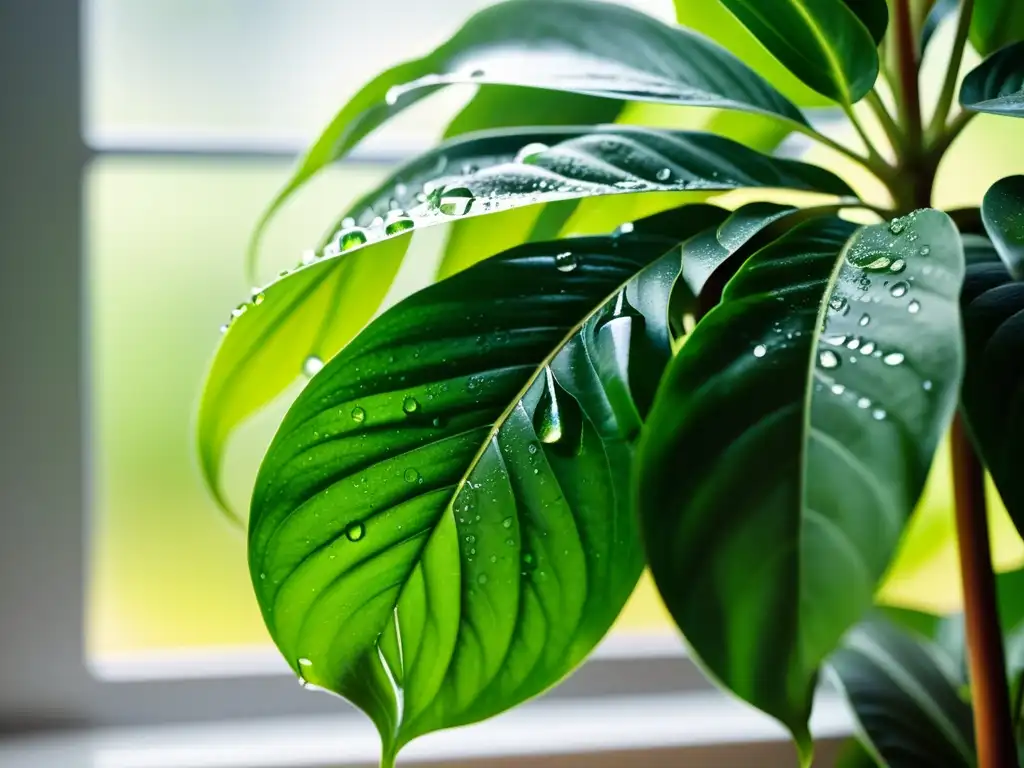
[844,0,889,44]
[829,620,976,768]
[982,175,1024,279]
[960,236,1024,544]
[247,209,725,764]
[960,41,1024,117]
[638,211,965,757]
[199,128,852,514]
[719,0,881,104]
[248,0,808,276]
[970,0,1024,57]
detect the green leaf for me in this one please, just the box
[247,208,725,762]
[637,211,966,755]
[829,620,976,768]
[197,238,407,520]
[247,0,809,276]
[960,237,1024,545]
[843,0,890,44]
[199,127,851,517]
[960,41,1024,117]
[971,0,1024,57]
[719,0,881,104]
[982,176,1024,279]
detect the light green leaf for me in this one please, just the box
[719,0,881,104]
[637,211,966,756]
[970,0,1024,57]
[248,0,809,276]
[960,41,1024,117]
[982,175,1024,279]
[960,236,1024,545]
[247,207,725,763]
[829,620,976,768]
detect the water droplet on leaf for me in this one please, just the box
[819,350,840,369]
[303,356,324,377]
[753,344,767,358]
[890,282,909,298]
[402,396,420,414]
[555,251,578,272]
[345,521,365,542]
[515,142,549,164]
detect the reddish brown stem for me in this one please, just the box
[952,415,1017,768]
[892,0,923,154]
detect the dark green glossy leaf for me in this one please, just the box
[960,236,1024,542]
[247,0,807,277]
[844,0,890,44]
[638,211,965,757]
[198,128,852,515]
[960,41,1024,117]
[971,0,1024,56]
[829,620,976,768]
[982,176,1024,279]
[719,0,881,103]
[247,207,726,763]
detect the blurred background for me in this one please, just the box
[2,1,1024,766]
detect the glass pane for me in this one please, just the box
[85,158,676,675]
[83,0,674,154]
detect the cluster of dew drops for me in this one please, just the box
[752,214,937,421]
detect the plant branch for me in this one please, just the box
[843,104,888,166]
[892,0,924,155]
[952,415,1017,768]
[794,122,895,183]
[929,0,975,139]
[865,90,904,156]
[930,109,978,158]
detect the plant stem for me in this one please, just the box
[951,415,1017,768]
[795,123,894,183]
[843,104,887,166]
[929,0,975,139]
[865,90,904,156]
[892,0,924,155]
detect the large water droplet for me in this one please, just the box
[908,299,921,314]
[819,350,841,369]
[860,341,876,355]
[437,186,475,216]
[857,397,871,409]
[850,250,894,271]
[656,168,672,182]
[829,296,850,315]
[890,282,909,298]
[753,344,767,358]
[345,521,365,542]
[251,289,266,306]
[889,258,906,273]
[883,352,905,366]
[337,227,368,251]
[502,517,513,529]
[515,142,549,164]
[554,251,578,272]
[404,468,419,484]
[350,405,366,423]
[303,356,325,377]
[402,396,420,415]
[889,217,907,235]
[859,313,871,327]
[384,210,414,235]
[825,334,848,347]
[872,408,887,421]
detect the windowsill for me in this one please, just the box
[0,691,852,768]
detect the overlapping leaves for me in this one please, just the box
[637,211,965,759]
[247,206,730,764]
[960,41,1024,117]
[198,126,851,517]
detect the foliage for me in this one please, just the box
[194,0,1024,765]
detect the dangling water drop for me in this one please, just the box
[303,355,324,377]
[251,290,266,306]
[554,251,578,272]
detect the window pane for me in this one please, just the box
[83,0,674,154]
